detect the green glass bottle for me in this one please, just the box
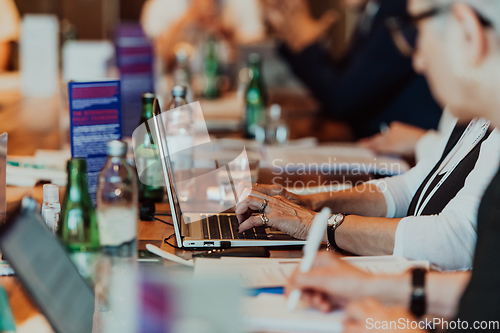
[136,92,164,205]
[58,158,100,283]
[202,36,220,99]
[244,53,267,138]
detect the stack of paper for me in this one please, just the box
[265,143,409,176]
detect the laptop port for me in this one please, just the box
[204,241,214,246]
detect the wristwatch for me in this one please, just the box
[410,268,427,318]
[326,213,347,252]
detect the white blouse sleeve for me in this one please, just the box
[393,130,500,270]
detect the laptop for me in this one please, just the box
[151,99,306,249]
[0,197,94,333]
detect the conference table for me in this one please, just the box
[1,168,371,328]
[0,74,371,330]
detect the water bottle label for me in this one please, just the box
[97,207,138,247]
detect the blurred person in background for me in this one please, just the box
[0,0,20,72]
[140,0,265,70]
[359,108,457,162]
[287,0,500,329]
[263,0,443,139]
[236,0,500,270]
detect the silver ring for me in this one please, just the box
[259,199,268,214]
[260,213,269,226]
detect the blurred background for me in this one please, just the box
[0,0,365,158]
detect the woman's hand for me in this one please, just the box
[237,183,313,209]
[262,0,338,52]
[343,298,424,333]
[358,121,427,158]
[235,188,316,240]
[286,252,373,312]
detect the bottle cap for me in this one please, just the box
[43,184,59,203]
[270,104,281,120]
[172,85,187,97]
[142,92,155,104]
[106,140,128,157]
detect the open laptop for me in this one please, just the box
[151,99,306,249]
[0,197,94,333]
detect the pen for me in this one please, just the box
[286,207,332,311]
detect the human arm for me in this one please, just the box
[390,130,500,270]
[277,21,415,121]
[235,187,399,255]
[0,42,10,71]
[287,252,471,319]
[343,298,424,333]
[0,0,20,71]
[244,182,388,217]
[358,122,427,157]
[262,0,338,52]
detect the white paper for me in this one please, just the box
[194,256,429,289]
[194,258,300,288]
[244,294,343,333]
[265,143,409,176]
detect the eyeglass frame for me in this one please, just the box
[385,5,493,57]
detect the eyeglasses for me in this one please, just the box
[386,6,493,57]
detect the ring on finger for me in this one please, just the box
[259,199,268,214]
[260,213,269,226]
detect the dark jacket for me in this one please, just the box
[278,0,442,138]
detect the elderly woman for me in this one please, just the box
[236,1,500,272]
[285,0,500,330]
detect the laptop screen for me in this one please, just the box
[0,198,94,333]
[150,102,186,246]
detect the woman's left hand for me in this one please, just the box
[235,188,317,240]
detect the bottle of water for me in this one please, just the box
[266,104,289,145]
[41,184,60,233]
[96,140,138,258]
[173,49,194,103]
[166,85,194,202]
[95,140,138,332]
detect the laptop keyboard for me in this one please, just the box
[200,214,268,240]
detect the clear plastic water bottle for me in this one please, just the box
[173,49,194,103]
[255,104,289,145]
[266,104,289,145]
[96,140,138,259]
[41,184,60,233]
[166,85,194,202]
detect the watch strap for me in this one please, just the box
[326,217,344,252]
[410,268,427,318]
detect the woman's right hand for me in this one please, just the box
[286,252,374,312]
[237,183,313,210]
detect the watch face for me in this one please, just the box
[334,214,343,223]
[327,216,336,227]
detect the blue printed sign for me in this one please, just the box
[68,80,122,204]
